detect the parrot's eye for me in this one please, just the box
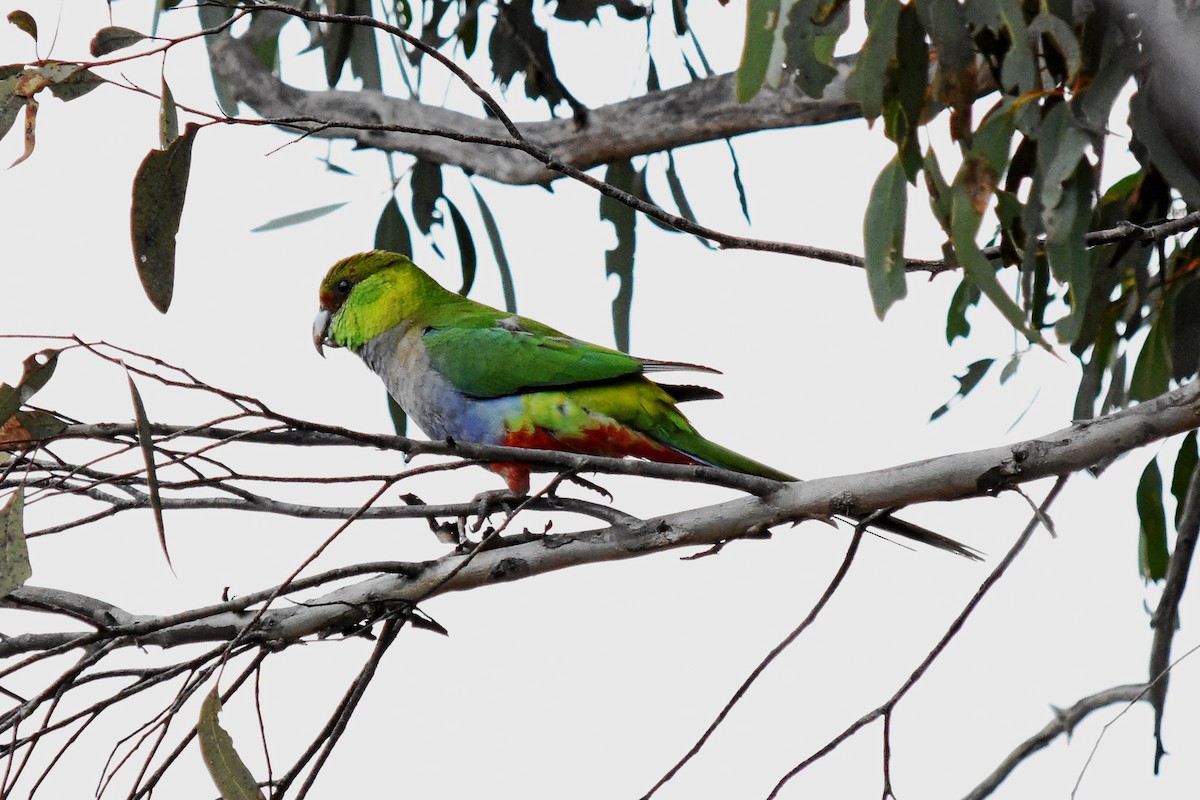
[335,279,352,294]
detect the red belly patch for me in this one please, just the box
[489,423,699,493]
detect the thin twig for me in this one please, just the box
[640,524,867,800]
[766,477,1067,799]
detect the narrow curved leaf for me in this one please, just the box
[348,0,382,91]
[1129,313,1173,402]
[1137,458,1169,582]
[470,183,517,313]
[672,0,689,35]
[159,78,178,149]
[946,272,981,344]
[10,94,36,168]
[600,159,637,352]
[445,199,477,296]
[127,370,170,571]
[251,202,348,233]
[864,155,909,319]
[665,151,714,249]
[198,689,265,800]
[90,26,147,56]
[847,0,899,121]
[736,0,780,102]
[930,358,993,421]
[386,392,407,437]
[197,3,238,114]
[725,139,750,222]
[1171,431,1198,529]
[131,122,199,313]
[375,195,413,257]
[6,11,36,42]
[0,489,30,599]
[411,159,443,234]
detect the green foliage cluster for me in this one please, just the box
[738,0,1200,577]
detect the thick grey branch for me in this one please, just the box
[207,32,861,186]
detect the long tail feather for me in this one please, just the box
[666,431,980,559]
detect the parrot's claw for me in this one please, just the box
[469,489,526,530]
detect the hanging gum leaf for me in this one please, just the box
[159,78,179,149]
[863,155,909,319]
[6,10,36,42]
[1137,458,1169,582]
[198,689,266,800]
[0,490,31,599]
[10,95,36,167]
[736,0,780,102]
[1171,431,1198,529]
[131,122,200,313]
[726,139,751,222]
[375,195,413,257]
[89,26,147,56]
[600,159,637,352]
[846,0,899,122]
[1128,311,1173,402]
[410,159,444,235]
[127,370,171,571]
[470,183,516,313]
[386,392,407,437]
[445,198,477,296]
[930,358,994,421]
[251,202,348,233]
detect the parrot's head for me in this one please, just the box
[313,251,435,355]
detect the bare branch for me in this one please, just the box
[641,525,867,800]
[962,684,1149,800]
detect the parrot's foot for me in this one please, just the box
[469,488,526,531]
[564,474,612,501]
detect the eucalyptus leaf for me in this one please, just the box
[736,0,779,102]
[0,490,31,599]
[90,25,147,56]
[251,202,349,233]
[445,199,477,296]
[6,10,36,42]
[600,159,637,352]
[864,156,909,319]
[1171,431,1198,529]
[198,689,265,800]
[1137,458,1169,582]
[127,371,170,571]
[471,184,517,313]
[375,196,413,257]
[131,122,200,313]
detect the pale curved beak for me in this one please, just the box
[312,309,331,357]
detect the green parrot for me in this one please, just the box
[313,251,977,558]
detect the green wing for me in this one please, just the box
[423,324,645,398]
